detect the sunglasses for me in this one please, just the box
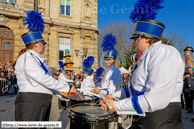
[104,58,111,61]
[133,37,139,43]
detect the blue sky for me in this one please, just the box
[98,0,194,47]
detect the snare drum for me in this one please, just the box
[59,98,95,109]
[70,98,94,105]
[68,103,118,129]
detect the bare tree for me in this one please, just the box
[97,21,133,67]
[168,32,188,56]
[98,22,136,67]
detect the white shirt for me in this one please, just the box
[100,64,122,96]
[58,73,74,84]
[80,75,95,100]
[15,50,70,95]
[57,73,74,99]
[113,41,185,114]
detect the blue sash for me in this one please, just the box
[30,53,51,76]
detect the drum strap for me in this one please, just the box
[23,51,51,87]
[30,52,51,75]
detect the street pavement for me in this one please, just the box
[0,95,194,129]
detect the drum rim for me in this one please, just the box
[68,103,117,119]
[70,98,94,103]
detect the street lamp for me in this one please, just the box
[75,48,88,72]
[75,50,79,57]
[83,48,88,57]
[34,0,38,11]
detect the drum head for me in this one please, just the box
[68,103,117,123]
[71,104,111,116]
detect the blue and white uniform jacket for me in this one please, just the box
[80,75,95,100]
[113,41,185,115]
[58,73,74,85]
[100,64,122,96]
[15,50,70,95]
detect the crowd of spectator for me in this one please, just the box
[0,62,18,95]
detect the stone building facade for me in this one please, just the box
[0,0,99,73]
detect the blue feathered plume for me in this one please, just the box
[58,61,65,71]
[130,0,164,23]
[23,10,45,33]
[96,67,104,77]
[101,33,117,52]
[83,56,94,68]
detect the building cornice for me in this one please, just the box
[0,10,21,18]
[49,18,99,32]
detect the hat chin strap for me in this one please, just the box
[38,42,44,52]
[135,35,142,52]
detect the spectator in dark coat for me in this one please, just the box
[183,67,194,113]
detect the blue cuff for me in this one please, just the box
[102,89,109,95]
[130,87,144,96]
[124,88,130,98]
[131,95,143,114]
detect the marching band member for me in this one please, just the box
[93,33,122,96]
[80,56,95,100]
[58,70,74,84]
[13,10,74,121]
[58,61,74,85]
[100,1,185,129]
[57,61,75,109]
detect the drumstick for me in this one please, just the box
[76,92,84,100]
[99,94,112,110]
[83,91,101,98]
[77,87,108,92]
[83,91,112,110]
